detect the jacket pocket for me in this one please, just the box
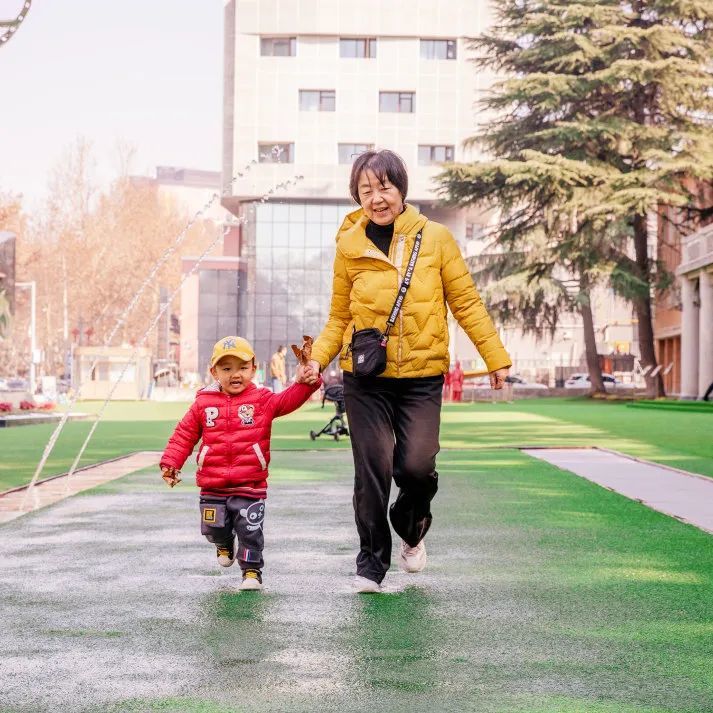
[197,445,209,469]
[252,443,267,470]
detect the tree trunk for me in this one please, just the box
[632,214,665,398]
[579,277,606,396]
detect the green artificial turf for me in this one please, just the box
[1,449,711,712]
[1,396,710,491]
[440,397,713,477]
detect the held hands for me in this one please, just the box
[489,368,510,390]
[296,363,319,385]
[161,466,182,488]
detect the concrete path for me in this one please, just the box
[0,451,161,525]
[523,448,713,534]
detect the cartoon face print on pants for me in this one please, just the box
[240,500,265,531]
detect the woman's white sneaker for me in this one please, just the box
[353,575,381,593]
[399,540,427,573]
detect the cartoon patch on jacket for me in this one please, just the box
[238,404,254,425]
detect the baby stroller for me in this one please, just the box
[310,383,350,441]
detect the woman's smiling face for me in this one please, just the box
[357,168,404,226]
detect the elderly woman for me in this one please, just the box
[308,149,511,592]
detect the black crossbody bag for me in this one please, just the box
[349,230,422,378]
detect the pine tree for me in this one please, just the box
[438,0,713,397]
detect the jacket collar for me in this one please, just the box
[336,204,428,260]
[196,381,258,399]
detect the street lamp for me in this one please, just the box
[15,281,37,394]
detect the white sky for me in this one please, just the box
[0,0,223,209]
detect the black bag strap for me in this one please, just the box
[383,230,422,339]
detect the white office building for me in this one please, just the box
[221,0,501,368]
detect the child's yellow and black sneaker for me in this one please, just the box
[216,539,236,567]
[239,569,263,591]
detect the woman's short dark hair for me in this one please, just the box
[349,149,408,204]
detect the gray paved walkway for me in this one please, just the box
[523,448,713,534]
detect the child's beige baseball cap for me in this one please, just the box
[210,336,255,368]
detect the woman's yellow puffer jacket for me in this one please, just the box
[311,204,511,378]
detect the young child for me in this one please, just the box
[160,335,320,591]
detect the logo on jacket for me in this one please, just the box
[238,404,255,425]
[240,500,265,531]
[204,406,219,427]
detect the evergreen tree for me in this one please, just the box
[439,0,713,397]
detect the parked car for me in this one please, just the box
[6,378,28,391]
[505,375,549,390]
[564,373,634,390]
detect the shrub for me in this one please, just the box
[0,402,11,412]
[19,400,34,410]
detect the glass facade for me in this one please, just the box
[241,201,353,371]
[198,269,240,374]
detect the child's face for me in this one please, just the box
[210,355,256,395]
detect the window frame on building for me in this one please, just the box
[257,142,295,163]
[339,37,377,58]
[417,144,455,165]
[299,89,337,112]
[260,37,297,57]
[379,91,416,114]
[420,39,457,60]
[337,143,375,164]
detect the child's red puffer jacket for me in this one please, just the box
[160,380,320,498]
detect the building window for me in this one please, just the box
[260,37,296,56]
[340,38,376,58]
[465,223,486,240]
[420,39,457,60]
[258,143,294,163]
[299,90,336,112]
[379,91,415,113]
[418,145,455,164]
[338,143,374,164]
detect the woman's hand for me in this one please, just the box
[489,368,510,390]
[306,360,321,378]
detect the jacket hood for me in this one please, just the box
[336,204,428,260]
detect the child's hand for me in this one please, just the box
[296,363,319,385]
[161,466,182,488]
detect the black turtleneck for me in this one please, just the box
[365,221,394,257]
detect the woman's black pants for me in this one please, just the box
[343,372,443,583]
